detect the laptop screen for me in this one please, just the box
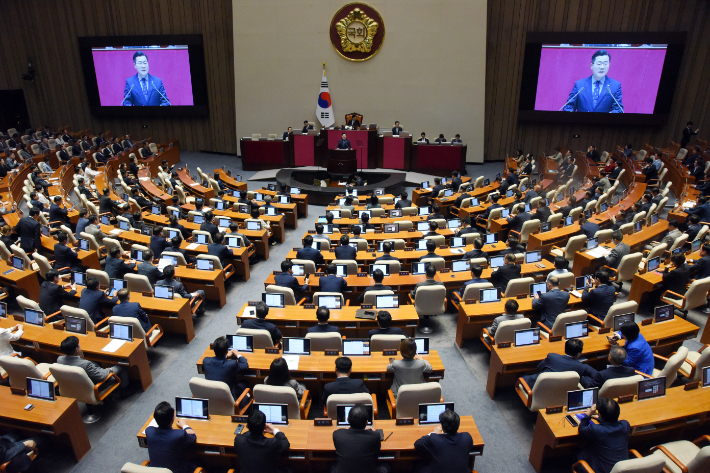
[501,208,510,218]
[654,304,674,323]
[266,207,277,216]
[330,210,341,219]
[530,282,547,296]
[131,249,144,262]
[119,220,130,230]
[375,295,399,309]
[193,215,204,224]
[110,322,133,341]
[384,224,398,233]
[262,293,285,308]
[215,201,226,210]
[336,404,374,425]
[100,215,110,225]
[634,221,642,232]
[154,285,174,300]
[108,278,127,297]
[196,259,214,271]
[613,313,635,332]
[490,256,505,268]
[418,402,455,424]
[567,388,598,412]
[541,221,551,232]
[525,251,541,264]
[176,397,209,420]
[411,262,426,275]
[0,301,6,318]
[421,181,429,189]
[65,315,87,335]
[370,264,390,276]
[514,328,540,347]
[246,221,261,231]
[335,264,347,277]
[227,334,253,352]
[414,337,429,354]
[565,321,588,339]
[703,366,710,388]
[225,236,242,248]
[637,377,666,401]
[452,260,470,272]
[448,219,461,229]
[26,377,55,401]
[72,271,86,286]
[484,233,497,244]
[575,276,587,291]
[651,213,659,225]
[254,403,288,425]
[318,295,342,309]
[217,218,231,228]
[195,233,208,244]
[417,222,430,232]
[291,264,305,276]
[389,209,402,218]
[165,229,180,240]
[291,187,300,194]
[564,216,574,226]
[24,309,44,326]
[480,288,500,303]
[587,238,598,250]
[78,239,90,252]
[282,337,311,355]
[9,255,24,270]
[418,207,431,216]
[450,237,465,248]
[151,206,161,215]
[343,339,370,356]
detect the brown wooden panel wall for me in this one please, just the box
[0,0,235,154]
[486,0,710,161]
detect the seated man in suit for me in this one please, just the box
[455,216,477,237]
[58,335,129,389]
[391,121,402,135]
[323,357,369,403]
[28,192,45,213]
[410,263,444,299]
[418,132,429,144]
[333,405,387,473]
[507,205,531,236]
[498,236,525,256]
[234,409,290,473]
[579,213,600,240]
[462,238,489,263]
[690,243,710,280]
[608,322,654,375]
[375,243,399,264]
[490,254,521,294]
[306,306,340,334]
[312,223,331,244]
[157,265,205,310]
[458,264,487,296]
[533,198,551,223]
[422,221,439,238]
[359,212,375,231]
[582,270,615,323]
[241,301,282,345]
[148,227,171,259]
[282,127,292,140]
[98,188,118,215]
[581,346,636,389]
[167,236,195,265]
[203,336,249,401]
[532,276,570,329]
[105,246,136,279]
[481,194,503,221]
[449,170,463,191]
[132,187,152,209]
[603,230,630,273]
[522,338,595,388]
[368,310,405,338]
[430,177,445,196]
[435,133,447,144]
[199,212,220,240]
[427,204,444,221]
[419,239,440,262]
[451,134,463,144]
[274,259,310,297]
[49,196,70,226]
[296,235,325,266]
[414,410,474,473]
[79,277,118,324]
[395,191,411,209]
[319,263,348,293]
[642,252,691,315]
[488,299,523,337]
[577,398,631,473]
[53,231,87,273]
[38,270,77,316]
[145,401,198,473]
[0,430,39,473]
[349,225,367,247]
[113,288,151,332]
[334,234,358,260]
[366,195,381,210]
[136,249,163,286]
[207,232,235,268]
[359,269,392,303]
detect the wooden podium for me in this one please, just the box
[327,149,357,178]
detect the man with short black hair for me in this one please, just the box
[395,191,411,209]
[80,277,118,324]
[274,260,310,296]
[358,269,392,303]
[455,216,476,237]
[532,276,570,329]
[582,270,615,322]
[145,401,198,473]
[150,226,171,258]
[323,357,369,403]
[319,263,348,292]
[684,213,703,242]
[113,288,151,332]
[58,335,128,388]
[462,238,488,262]
[203,336,249,401]
[332,404,387,473]
[296,234,325,266]
[490,253,521,293]
[207,232,234,267]
[422,221,439,238]
[200,212,219,240]
[580,346,636,389]
[533,198,552,223]
[458,265,487,296]
[522,338,595,388]
[604,230,629,270]
[507,205,531,235]
[374,241,398,262]
[39,269,77,315]
[368,310,405,338]
[105,246,136,279]
[241,301,282,345]
[498,236,525,256]
[577,398,631,473]
[14,208,42,254]
[54,231,86,273]
[414,410,474,473]
[49,195,70,226]
[136,249,163,286]
[690,243,710,279]
[488,299,523,337]
[410,264,444,298]
[306,307,340,333]
[234,409,290,473]
[419,239,439,261]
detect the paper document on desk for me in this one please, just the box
[157,259,173,271]
[241,307,256,318]
[682,202,695,209]
[101,339,126,353]
[282,355,300,370]
[571,290,582,298]
[142,419,158,434]
[449,248,465,254]
[186,243,200,250]
[586,247,610,258]
[139,177,150,181]
[109,229,123,235]
[338,181,347,185]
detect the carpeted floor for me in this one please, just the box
[17,153,704,473]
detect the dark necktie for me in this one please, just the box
[141,78,148,98]
[593,80,601,108]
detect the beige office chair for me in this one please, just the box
[640,243,667,271]
[10,245,39,271]
[60,305,105,332]
[480,318,531,351]
[410,285,446,334]
[387,382,442,419]
[589,301,638,328]
[593,229,613,245]
[584,200,597,212]
[49,363,120,423]
[252,385,311,420]
[266,285,305,306]
[197,254,235,280]
[550,235,587,263]
[32,253,55,280]
[236,328,274,349]
[188,377,251,416]
[555,272,575,290]
[504,277,535,298]
[291,259,317,274]
[661,276,710,316]
[516,371,580,412]
[125,274,153,293]
[650,437,710,473]
[423,235,445,247]
[0,240,12,261]
[651,346,688,387]
[383,239,406,250]
[362,290,396,305]
[79,232,106,257]
[373,259,401,274]
[400,207,418,217]
[332,259,358,275]
[568,207,583,221]
[313,292,347,307]
[102,238,123,257]
[603,252,643,289]
[574,450,666,473]
[668,234,689,253]
[680,345,710,383]
[419,257,445,271]
[597,375,645,400]
[16,295,60,322]
[510,219,540,245]
[324,393,377,420]
[120,462,174,473]
[109,316,163,348]
[305,332,343,351]
[547,213,563,229]
[370,334,407,352]
[538,309,588,339]
[0,356,54,389]
[619,223,634,236]
[86,268,110,287]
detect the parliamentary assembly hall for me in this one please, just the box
[0,1,709,472]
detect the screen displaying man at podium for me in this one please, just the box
[337,133,352,150]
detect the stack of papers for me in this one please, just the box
[142,419,158,434]
[109,229,123,234]
[586,247,611,258]
[186,243,200,250]
[450,248,465,254]
[282,355,300,370]
[242,307,256,318]
[139,177,150,181]
[571,290,582,298]
[102,339,126,353]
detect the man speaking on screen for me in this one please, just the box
[122,51,170,106]
[562,49,623,113]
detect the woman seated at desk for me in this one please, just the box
[387,338,433,395]
[264,357,306,400]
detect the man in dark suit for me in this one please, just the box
[449,170,463,191]
[455,216,477,237]
[38,270,77,316]
[684,196,710,223]
[374,242,399,263]
[296,235,325,266]
[462,238,488,263]
[319,263,348,293]
[586,145,601,163]
[122,51,170,106]
[156,265,205,310]
[418,239,440,262]
[418,132,429,144]
[582,270,616,323]
[354,173,365,187]
[282,127,292,140]
[532,276,570,329]
[301,120,311,134]
[558,196,579,218]
[207,233,235,268]
[241,301,282,345]
[577,398,631,473]
[346,114,360,128]
[690,243,710,279]
[113,288,151,332]
[136,249,163,286]
[481,194,502,220]
[580,346,636,389]
[522,339,596,388]
[14,208,42,255]
[685,214,704,242]
[681,121,700,148]
[395,191,412,209]
[28,192,45,213]
[98,188,117,215]
[533,199,551,223]
[643,253,691,314]
[518,156,533,176]
[48,196,70,226]
[76,177,96,201]
[392,121,402,135]
[105,246,137,280]
[306,307,340,334]
[579,213,600,239]
[358,269,392,303]
[524,185,541,204]
[609,162,622,181]
[203,336,249,400]
[563,50,623,113]
[274,260,310,296]
[54,232,86,273]
[145,401,198,473]
[410,264,445,298]
[368,310,406,338]
[150,227,172,258]
[414,410,474,473]
[430,177,445,196]
[200,212,220,240]
[498,237,526,256]
[490,254,521,294]
[323,357,369,403]
[333,405,386,473]
[234,409,291,473]
[458,265,488,296]
[506,206,531,235]
[334,234,358,260]
[336,133,351,150]
[79,277,118,324]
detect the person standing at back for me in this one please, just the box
[14,208,42,255]
[234,409,290,473]
[414,410,474,473]
[332,405,389,473]
[144,401,198,473]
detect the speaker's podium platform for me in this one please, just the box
[327,149,357,179]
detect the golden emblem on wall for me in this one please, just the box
[335,8,378,53]
[330,3,385,62]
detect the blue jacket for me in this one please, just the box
[104,256,136,279]
[623,334,654,375]
[577,417,631,473]
[580,221,600,239]
[150,235,171,258]
[563,75,623,113]
[581,284,615,319]
[274,272,308,294]
[202,356,249,398]
[319,274,347,293]
[685,202,710,223]
[145,426,197,473]
[523,353,597,388]
[207,243,233,267]
[76,217,89,237]
[122,73,170,106]
[241,318,282,345]
[532,288,570,329]
[137,262,163,286]
[414,432,475,473]
[113,300,151,332]
[79,288,118,324]
[334,245,357,260]
[296,247,325,265]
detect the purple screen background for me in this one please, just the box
[92,48,194,106]
[534,47,667,114]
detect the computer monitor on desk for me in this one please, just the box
[418,402,454,424]
[227,334,253,353]
[647,256,660,272]
[565,321,588,339]
[254,403,288,425]
[637,377,666,401]
[175,397,209,420]
[343,339,370,356]
[337,404,373,425]
[613,313,635,332]
[282,337,311,355]
[27,377,55,401]
[567,388,598,412]
[480,288,500,303]
[514,328,540,347]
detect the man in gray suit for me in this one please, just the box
[136,249,163,286]
[410,264,444,298]
[57,335,129,389]
[83,214,107,245]
[532,276,570,329]
[604,230,630,289]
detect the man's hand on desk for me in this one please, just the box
[585,404,598,420]
[227,349,240,359]
[431,425,444,435]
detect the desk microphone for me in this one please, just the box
[558,87,584,111]
[606,85,624,113]
[122,85,134,105]
[151,81,171,105]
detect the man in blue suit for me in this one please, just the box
[113,288,151,332]
[145,401,198,473]
[79,277,118,324]
[414,410,475,473]
[563,49,623,113]
[334,234,358,260]
[122,51,170,106]
[105,246,137,279]
[150,227,171,258]
[274,260,310,296]
[296,235,325,266]
[336,133,351,150]
[203,336,249,401]
[306,307,340,334]
[577,398,631,473]
[581,270,616,323]
[579,213,600,240]
[207,232,234,268]
[319,263,348,293]
[522,338,596,388]
[241,301,282,345]
[684,195,710,223]
[532,276,570,329]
